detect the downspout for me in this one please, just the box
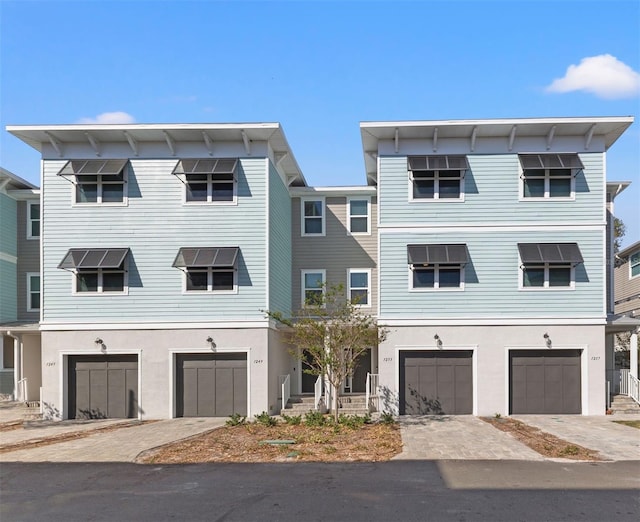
[5,331,22,401]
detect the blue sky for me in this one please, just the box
[1,0,639,247]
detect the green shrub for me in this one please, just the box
[304,410,326,427]
[255,411,277,427]
[338,414,367,428]
[379,412,396,425]
[226,413,246,426]
[281,413,302,425]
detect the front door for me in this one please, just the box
[348,349,372,393]
[301,351,317,394]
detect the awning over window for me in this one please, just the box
[407,244,469,265]
[518,243,583,265]
[172,159,238,175]
[58,248,129,269]
[172,247,239,268]
[518,154,584,170]
[408,155,470,171]
[57,159,128,176]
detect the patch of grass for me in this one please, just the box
[613,420,640,429]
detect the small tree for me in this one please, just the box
[267,284,387,421]
[614,218,626,257]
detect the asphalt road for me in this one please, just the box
[2,460,639,522]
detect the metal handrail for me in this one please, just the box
[279,374,290,412]
[365,373,379,411]
[620,369,630,395]
[314,375,323,410]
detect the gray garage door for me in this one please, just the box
[510,350,581,414]
[400,351,473,415]
[176,353,247,417]
[68,355,138,419]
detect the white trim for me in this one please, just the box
[180,168,238,206]
[181,267,238,294]
[0,252,18,264]
[347,268,372,308]
[347,196,371,235]
[301,269,326,307]
[71,164,129,206]
[169,347,251,419]
[518,162,577,201]
[408,264,465,292]
[378,224,605,233]
[300,197,326,237]
[40,320,273,331]
[72,266,129,295]
[265,157,270,312]
[60,348,143,420]
[408,169,465,203]
[378,317,605,326]
[290,186,377,196]
[26,200,40,240]
[518,262,576,291]
[26,272,40,312]
[629,249,640,280]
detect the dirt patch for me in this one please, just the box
[138,421,402,463]
[613,420,640,429]
[482,417,602,461]
[0,420,156,454]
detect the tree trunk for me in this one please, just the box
[332,383,339,422]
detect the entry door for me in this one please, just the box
[68,355,138,419]
[301,351,317,393]
[349,349,372,393]
[176,353,247,417]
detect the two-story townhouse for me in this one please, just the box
[289,186,378,396]
[0,168,41,402]
[615,240,640,318]
[361,117,634,416]
[7,124,306,420]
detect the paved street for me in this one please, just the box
[2,460,639,522]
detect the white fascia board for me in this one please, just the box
[39,320,274,331]
[360,116,635,129]
[289,186,377,197]
[378,317,607,326]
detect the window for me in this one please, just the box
[630,251,640,278]
[173,247,239,293]
[408,155,469,201]
[58,248,130,295]
[173,159,238,204]
[348,198,370,234]
[301,198,325,236]
[27,202,40,239]
[522,264,573,288]
[519,154,583,199]
[27,273,40,311]
[302,270,325,306]
[518,242,583,290]
[348,269,370,306]
[407,244,468,291]
[57,160,128,205]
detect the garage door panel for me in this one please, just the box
[400,351,473,415]
[233,368,247,416]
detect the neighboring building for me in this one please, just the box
[0,167,41,401]
[361,117,634,416]
[5,115,635,419]
[614,240,640,317]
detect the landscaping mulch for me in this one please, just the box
[138,421,402,463]
[482,417,602,461]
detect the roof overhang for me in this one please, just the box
[360,116,634,184]
[6,122,307,187]
[618,240,640,259]
[0,167,38,191]
[606,181,631,201]
[606,314,640,333]
[0,322,40,334]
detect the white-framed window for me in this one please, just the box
[301,270,325,306]
[26,273,40,311]
[174,159,238,205]
[520,263,574,289]
[27,201,40,239]
[347,197,370,235]
[301,198,325,236]
[519,154,582,200]
[410,265,465,291]
[348,269,370,307]
[184,268,236,293]
[75,170,127,204]
[629,251,640,279]
[408,155,468,202]
[74,267,128,294]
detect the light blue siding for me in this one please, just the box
[379,230,603,318]
[379,153,604,225]
[0,193,17,257]
[268,162,292,315]
[42,158,268,322]
[0,259,17,322]
[0,193,18,322]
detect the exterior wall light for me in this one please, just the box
[434,333,443,349]
[543,333,552,348]
[206,336,216,350]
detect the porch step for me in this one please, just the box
[610,394,640,414]
[280,395,322,416]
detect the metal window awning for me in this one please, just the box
[172,247,239,268]
[518,243,583,265]
[518,154,584,170]
[407,244,469,265]
[58,248,129,270]
[408,155,470,171]
[57,159,128,176]
[172,159,238,176]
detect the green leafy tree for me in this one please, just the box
[614,217,626,255]
[267,284,387,421]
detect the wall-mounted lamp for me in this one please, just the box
[95,337,106,352]
[543,332,552,348]
[434,333,443,349]
[206,336,216,350]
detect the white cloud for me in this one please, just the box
[546,54,640,99]
[76,111,136,124]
